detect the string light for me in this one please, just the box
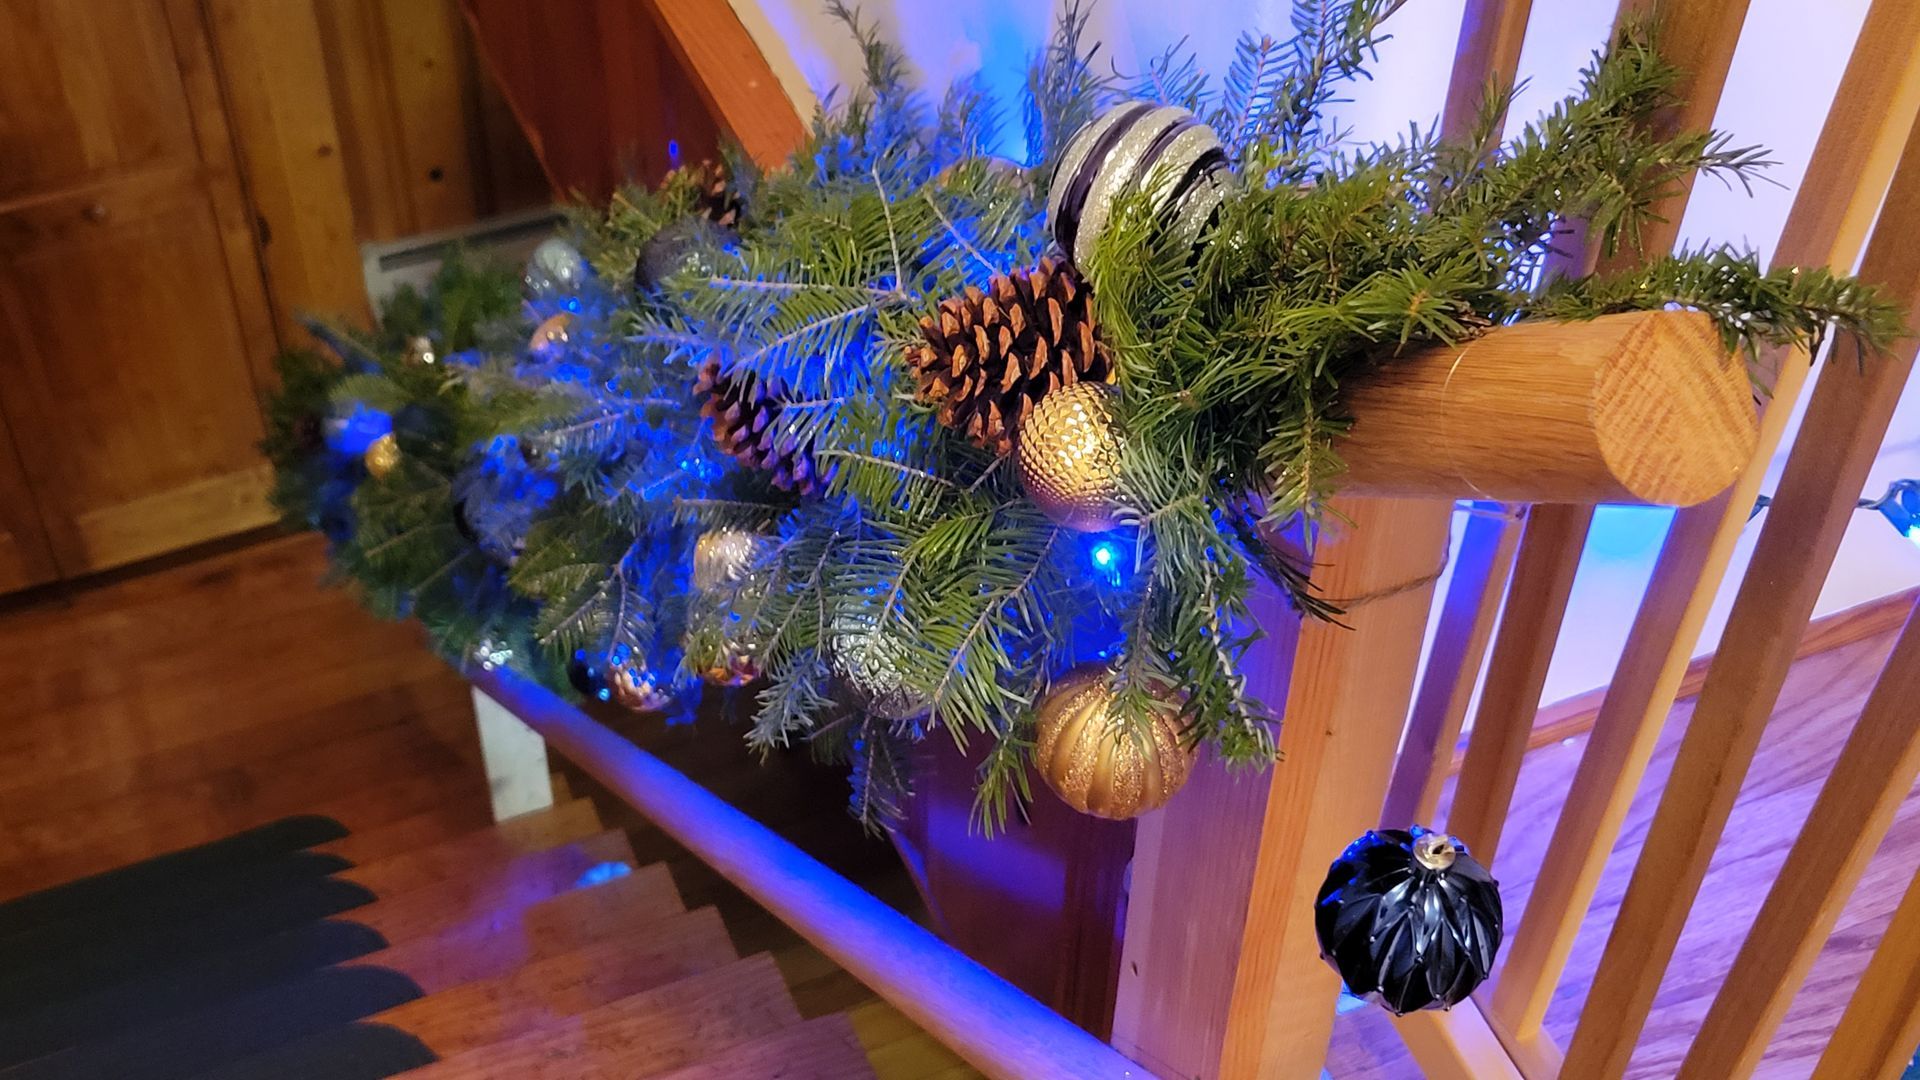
[1860,478,1920,547]
[1749,478,1920,548]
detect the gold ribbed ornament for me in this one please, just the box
[363,433,402,479]
[1016,381,1127,532]
[1032,664,1196,819]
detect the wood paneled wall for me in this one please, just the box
[207,0,551,335]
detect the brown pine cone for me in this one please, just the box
[695,357,828,496]
[910,257,1116,456]
[688,162,742,228]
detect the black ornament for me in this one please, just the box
[634,216,736,299]
[567,651,609,700]
[1315,827,1502,1015]
[453,498,480,545]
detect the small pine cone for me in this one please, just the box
[910,257,1116,456]
[689,162,743,228]
[695,357,828,496]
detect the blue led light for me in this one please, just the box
[1092,542,1116,568]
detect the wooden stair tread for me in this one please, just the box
[356,867,686,994]
[645,1014,877,1080]
[398,953,803,1079]
[313,803,497,867]
[322,800,603,894]
[346,831,641,946]
[346,907,737,1058]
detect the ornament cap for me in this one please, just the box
[1412,831,1459,872]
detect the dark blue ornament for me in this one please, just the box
[1315,826,1502,1015]
[634,217,736,299]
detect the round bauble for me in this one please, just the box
[403,335,437,366]
[524,237,588,298]
[1047,103,1235,266]
[1016,381,1128,532]
[692,528,768,593]
[829,616,932,722]
[608,664,674,713]
[635,216,736,298]
[529,312,576,357]
[700,650,762,688]
[1032,664,1196,820]
[363,432,402,479]
[1315,827,1503,1015]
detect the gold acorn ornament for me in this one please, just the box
[402,335,437,366]
[529,312,576,357]
[362,432,402,479]
[1032,664,1196,819]
[1016,381,1129,532]
[910,258,1114,456]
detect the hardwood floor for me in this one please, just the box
[1327,620,1915,1078]
[0,531,977,1079]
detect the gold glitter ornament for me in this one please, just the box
[692,528,768,593]
[529,312,575,356]
[1016,381,1128,532]
[701,649,762,687]
[363,433,402,479]
[1032,664,1196,819]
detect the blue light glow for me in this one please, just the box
[1091,542,1116,568]
[575,861,633,887]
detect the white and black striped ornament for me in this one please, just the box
[1047,104,1234,266]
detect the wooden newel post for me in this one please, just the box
[1111,311,1758,1079]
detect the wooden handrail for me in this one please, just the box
[468,667,1155,1080]
[1339,309,1757,507]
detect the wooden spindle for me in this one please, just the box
[1488,0,1920,1044]
[1680,602,1920,1077]
[1442,0,1535,146]
[1112,498,1453,1080]
[1383,504,1521,830]
[1561,106,1920,1080]
[1812,867,1920,1080]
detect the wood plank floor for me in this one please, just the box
[0,531,978,1080]
[1327,621,1915,1078]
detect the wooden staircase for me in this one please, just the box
[0,798,876,1079]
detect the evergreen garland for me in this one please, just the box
[266,2,1902,831]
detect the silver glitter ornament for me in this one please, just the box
[1047,104,1235,267]
[636,216,735,297]
[830,615,932,722]
[692,528,769,593]
[524,237,588,298]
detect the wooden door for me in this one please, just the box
[0,406,56,594]
[0,0,280,576]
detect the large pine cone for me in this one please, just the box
[910,258,1115,456]
[695,358,827,496]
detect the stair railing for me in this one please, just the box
[457,2,1920,1077]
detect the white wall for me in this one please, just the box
[734,0,1920,705]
